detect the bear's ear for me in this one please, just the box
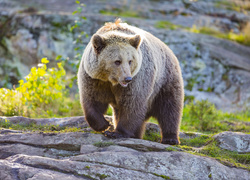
[129,34,141,49]
[92,34,106,54]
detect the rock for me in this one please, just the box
[0,116,88,128]
[0,131,249,180]
[179,132,203,139]
[0,128,22,134]
[115,138,177,152]
[0,159,85,180]
[214,131,250,153]
[0,131,106,151]
[71,151,249,180]
[0,116,249,179]
[145,122,161,134]
[80,144,138,154]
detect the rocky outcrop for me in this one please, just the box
[0,116,250,179]
[1,130,250,180]
[0,0,250,111]
[214,131,250,153]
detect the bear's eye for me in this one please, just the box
[115,60,121,65]
[129,60,132,65]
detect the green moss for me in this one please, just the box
[96,173,109,179]
[165,146,179,152]
[85,166,90,169]
[143,131,161,143]
[152,173,170,179]
[93,141,115,147]
[100,8,142,18]
[178,139,250,170]
[215,0,250,12]
[180,135,211,147]
[188,26,250,46]
[208,173,212,178]
[155,21,183,30]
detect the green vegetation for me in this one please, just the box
[181,100,250,133]
[215,0,250,12]
[144,132,250,170]
[100,8,142,18]
[189,25,250,46]
[96,173,109,179]
[0,58,82,118]
[178,136,250,170]
[155,21,250,46]
[145,99,250,134]
[152,173,170,179]
[144,131,161,142]
[155,21,183,30]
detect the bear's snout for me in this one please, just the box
[124,77,132,83]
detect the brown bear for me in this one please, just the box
[78,19,184,145]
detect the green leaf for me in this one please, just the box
[56,55,62,60]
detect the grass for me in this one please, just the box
[178,136,250,171]
[155,21,183,30]
[155,21,250,46]
[143,129,250,170]
[100,8,142,18]
[189,25,250,46]
[215,0,250,12]
[147,100,250,134]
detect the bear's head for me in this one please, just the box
[88,33,142,87]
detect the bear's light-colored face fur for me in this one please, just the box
[98,43,140,87]
[91,34,142,87]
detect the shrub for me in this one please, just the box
[188,100,220,131]
[0,58,80,117]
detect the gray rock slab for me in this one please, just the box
[0,132,106,151]
[0,128,22,134]
[214,131,250,153]
[0,159,86,180]
[71,151,250,180]
[0,116,88,128]
[0,143,79,159]
[80,144,137,154]
[7,154,163,180]
[114,138,179,152]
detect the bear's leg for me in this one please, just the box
[83,101,110,132]
[152,85,183,145]
[104,107,146,139]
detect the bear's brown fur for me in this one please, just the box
[78,19,184,145]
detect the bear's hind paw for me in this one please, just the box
[161,138,180,145]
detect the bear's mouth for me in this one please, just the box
[119,81,129,87]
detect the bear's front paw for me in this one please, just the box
[91,121,111,132]
[104,131,128,139]
[161,138,180,145]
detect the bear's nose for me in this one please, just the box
[124,77,132,83]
